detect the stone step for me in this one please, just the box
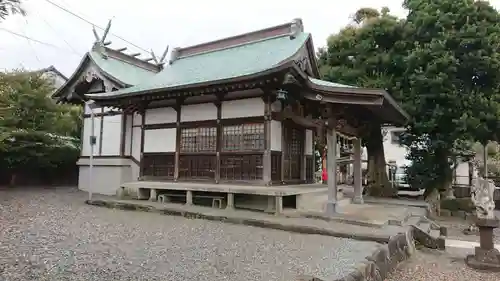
[405,215,447,250]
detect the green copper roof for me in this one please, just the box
[88,51,156,86]
[89,32,311,99]
[308,77,356,88]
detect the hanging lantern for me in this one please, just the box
[276,89,288,101]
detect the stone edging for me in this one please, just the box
[439,209,474,220]
[86,199,416,281]
[85,199,391,243]
[298,229,416,281]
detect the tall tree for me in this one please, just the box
[0,0,24,20]
[318,7,407,197]
[401,0,500,207]
[0,70,81,185]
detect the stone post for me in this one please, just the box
[325,126,338,215]
[226,193,235,209]
[186,190,193,205]
[149,189,157,201]
[466,178,500,271]
[465,217,500,271]
[353,138,363,204]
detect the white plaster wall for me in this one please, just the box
[81,116,102,156]
[78,164,131,196]
[221,97,264,119]
[181,103,216,122]
[454,162,474,185]
[145,107,177,124]
[131,127,142,161]
[84,104,101,115]
[124,115,132,156]
[305,129,313,155]
[383,127,410,167]
[101,115,122,156]
[143,128,176,152]
[133,112,142,126]
[270,120,282,151]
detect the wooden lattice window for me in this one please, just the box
[222,123,265,152]
[220,154,263,181]
[180,127,216,153]
[179,155,216,180]
[142,153,175,178]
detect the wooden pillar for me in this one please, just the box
[119,113,126,156]
[174,100,182,181]
[325,117,338,215]
[353,137,363,204]
[300,124,309,183]
[98,108,104,155]
[215,99,222,184]
[280,105,286,184]
[263,94,272,186]
[139,107,146,179]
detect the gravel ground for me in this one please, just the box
[386,248,499,281]
[435,212,500,243]
[0,187,377,281]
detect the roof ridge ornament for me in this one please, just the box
[92,19,113,59]
[290,18,304,40]
[149,46,169,67]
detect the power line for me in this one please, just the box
[21,18,42,64]
[35,11,82,56]
[42,0,150,53]
[0,28,81,56]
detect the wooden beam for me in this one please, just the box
[173,97,184,181]
[215,97,222,184]
[263,93,272,186]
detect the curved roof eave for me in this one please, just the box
[305,77,410,125]
[87,61,297,101]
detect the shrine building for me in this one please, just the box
[54,19,408,213]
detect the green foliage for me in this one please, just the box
[0,0,25,20]
[318,7,406,195]
[320,2,500,197]
[440,198,474,213]
[0,70,81,177]
[402,0,500,193]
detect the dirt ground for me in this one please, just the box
[386,248,500,281]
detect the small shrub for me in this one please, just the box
[440,198,474,212]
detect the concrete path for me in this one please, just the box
[90,195,407,243]
[446,238,500,251]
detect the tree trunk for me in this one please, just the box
[426,188,441,218]
[365,125,394,197]
[9,173,17,186]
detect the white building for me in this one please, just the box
[53,19,408,213]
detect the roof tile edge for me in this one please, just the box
[91,42,162,73]
[172,18,303,61]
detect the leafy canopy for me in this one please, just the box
[0,0,25,20]
[402,0,500,190]
[0,70,81,172]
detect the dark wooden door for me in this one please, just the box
[283,124,303,181]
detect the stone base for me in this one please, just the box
[466,247,500,272]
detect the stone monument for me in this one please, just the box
[465,177,500,271]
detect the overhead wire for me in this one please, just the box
[34,10,82,56]
[42,0,150,53]
[0,28,81,56]
[21,18,42,64]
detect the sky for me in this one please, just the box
[0,0,498,77]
